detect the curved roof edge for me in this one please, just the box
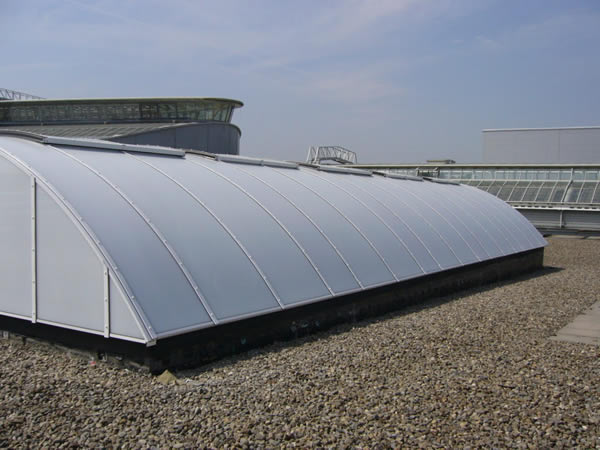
[0,97,244,108]
[0,144,155,344]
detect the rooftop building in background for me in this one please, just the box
[483,126,600,164]
[0,94,244,154]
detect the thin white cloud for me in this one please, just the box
[475,10,600,52]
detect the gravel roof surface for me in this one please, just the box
[1,237,599,448]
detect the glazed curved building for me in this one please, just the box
[0,97,243,154]
[0,132,546,370]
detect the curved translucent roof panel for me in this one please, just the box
[0,135,546,344]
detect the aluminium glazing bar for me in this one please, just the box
[304,170,426,275]
[30,176,37,323]
[363,178,464,265]
[273,168,397,281]
[450,185,517,253]
[103,266,110,338]
[394,183,480,262]
[423,183,497,258]
[188,159,334,295]
[234,165,364,289]
[340,176,443,269]
[127,153,285,308]
[51,147,219,325]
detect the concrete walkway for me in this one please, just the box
[551,301,600,345]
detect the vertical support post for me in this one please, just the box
[103,266,110,338]
[559,210,564,230]
[30,177,37,323]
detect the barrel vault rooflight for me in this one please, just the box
[0,132,546,369]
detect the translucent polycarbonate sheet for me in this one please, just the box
[392,181,485,262]
[36,187,104,332]
[238,164,395,287]
[2,138,212,335]
[456,185,523,253]
[441,184,514,257]
[361,176,461,269]
[0,155,32,318]
[109,277,144,340]
[487,192,545,249]
[157,155,330,305]
[205,161,361,294]
[463,185,544,250]
[303,171,426,279]
[309,172,439,274]
[65,149,281,320]
[417,181,505,259]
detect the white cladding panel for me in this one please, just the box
[0,135,547,343]
[483,128,600,163]
[0,156,32,318]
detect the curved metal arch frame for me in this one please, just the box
[392,182,484,262]
[391,182,481,263]
[48,146,220,327]
[361,176,464,267]
[439,184,517,255]
[0,144,153,343]
[496,195,541,248]
[125,152,286,310]
[302,170,427,276]
[489,188,544,248]
[462,185,531,251]
[456,185,520,253]
[186,157,335,297]
[422,182,505,258]
[335,175,443,270]
[272,167,398,282]
[232,164,365,291]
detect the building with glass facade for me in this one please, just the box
[0,97,243,154]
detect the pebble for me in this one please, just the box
[0,237,599,447]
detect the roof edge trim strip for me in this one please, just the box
[43,136,185,157]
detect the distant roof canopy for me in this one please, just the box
[0,133,546,344]
[0,97,243,126]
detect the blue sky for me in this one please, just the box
[2,0,600,162]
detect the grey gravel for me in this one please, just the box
[1,237,599,448]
